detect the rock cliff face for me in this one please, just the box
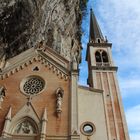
[0,0,82,62]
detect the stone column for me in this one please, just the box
[40,108,48,140]
[70,66,80,140]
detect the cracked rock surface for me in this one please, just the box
[0,0,82,62]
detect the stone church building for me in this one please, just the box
[0,1,129,140]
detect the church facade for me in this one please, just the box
[0,3,130,140]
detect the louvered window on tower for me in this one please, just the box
[95,50,109,67]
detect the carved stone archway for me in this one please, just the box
[12,117,39,140]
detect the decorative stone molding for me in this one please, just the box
[0,50,69,81]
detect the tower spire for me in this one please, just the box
[89,9,104,42]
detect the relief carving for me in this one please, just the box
[71,39,81,69]
[15,120,36,134]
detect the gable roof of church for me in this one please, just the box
[0,47,70,81]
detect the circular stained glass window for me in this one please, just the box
[21,76,45,96]
[81,122,95,136]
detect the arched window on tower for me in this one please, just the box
[95,50,109,66]
[102,51,109,62]
[102,51,109,66]
[95,51,101,63]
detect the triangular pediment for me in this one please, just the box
[11,103,40,124]
[8,103,40,134]
[0,47,70,80]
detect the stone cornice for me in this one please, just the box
[78,85,103,93]
[87,42,112,48]
[91,66,118,71]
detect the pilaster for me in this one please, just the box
[70,67,80,140]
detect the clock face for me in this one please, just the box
[20,76,45,96]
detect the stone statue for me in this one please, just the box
[56,93,62,111]
[0,86,6,109]
[56,87,64,117]
[71,39,81,70]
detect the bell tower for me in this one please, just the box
[86,9,130,140]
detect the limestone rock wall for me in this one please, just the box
[0,0,82,62]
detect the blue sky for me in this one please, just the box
[79,0,140,139]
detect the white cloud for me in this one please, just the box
[130,133,140,140]
[126,105,140,140]
[96,0,140,68]
[91,0,140,98]
[119,77,140,97]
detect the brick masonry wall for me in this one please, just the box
[0,61,70,137]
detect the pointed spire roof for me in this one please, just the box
[89,9,104,42]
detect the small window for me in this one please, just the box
[96,38,102,43]
[81,122,95,136]
[83,124,93,133]
[98,39,101,43]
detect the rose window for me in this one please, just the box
[21,76,45,96]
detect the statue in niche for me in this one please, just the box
[15,120,36,134]
[56,87,64,117]
[56,93,62,111]
[0,86,6,109]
